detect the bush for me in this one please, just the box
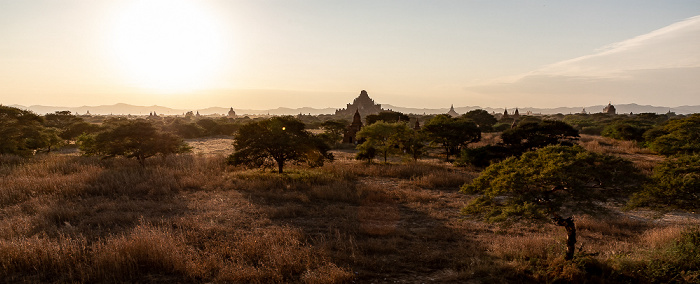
[628,154,700,211]
[645,114,700,155]
[455,145,512,168]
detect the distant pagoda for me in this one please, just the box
[447,104,459,117]
[603,102,616,114]
[335,90,383,117]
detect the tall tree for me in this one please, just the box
[422,114,481,161]
[462,145,642,260]
[229,116,333,173]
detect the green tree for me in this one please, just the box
[228,116,333,173]
[461,145,642,260]
[397,126,428,161]
[78,118,190,165]
[645,114,700,155]
[628,154,700,211]
[355,121,406,163]
[462,109,497,132]
[422,114,481,161]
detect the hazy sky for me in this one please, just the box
[1,0,699,109]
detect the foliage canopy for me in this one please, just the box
[645,114,700,155]
[461,145,643,259]
[422,114,481,161]
[78,118,190,165]
[461,109,497,132]
[628,154,700,211]
[0,106,60,156]
[228,116,333,173]
[500,120,579,152]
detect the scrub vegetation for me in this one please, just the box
[1,106,700,282]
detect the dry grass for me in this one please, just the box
[1,144,699,283]
[578,134,664,174]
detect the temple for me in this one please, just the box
[603,102,616,114]
[342,109,364,144]
[335,90,383,117]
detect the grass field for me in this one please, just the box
[1,136,698,283]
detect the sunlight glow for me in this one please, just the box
[111,0,225,93]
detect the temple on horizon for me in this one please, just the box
[335,90,383,117]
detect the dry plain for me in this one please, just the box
[1,135,698,283]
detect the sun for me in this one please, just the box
[110,0,225,93]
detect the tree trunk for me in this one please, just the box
[553,215,576,260]
[277,160,284,173]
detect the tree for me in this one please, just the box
[461,109,497,132]
[422,114,481,161]
[461,145,642,260]
[645,114,700,155]
[501,120,579,152]
[78,118,190,165]
[397,126,428,161]
[319,119,348,146]
[228,116,333,173]
[628,154,700,211]
[355,121,406,163]
[43,110,99,142]
[0,105,58,156]
[365,111,409,125]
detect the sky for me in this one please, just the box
[1,0,699,110]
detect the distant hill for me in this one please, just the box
[7,103,700,116]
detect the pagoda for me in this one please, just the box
[446,105,459,117]
[343,109,364,144]
[335,90,383,117]
[603,102,616,114]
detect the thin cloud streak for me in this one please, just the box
[466,15,700,107]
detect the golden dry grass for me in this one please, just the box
[1,144,699,283]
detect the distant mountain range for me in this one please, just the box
[8,103,700,116]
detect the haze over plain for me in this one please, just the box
[1,0,699,109]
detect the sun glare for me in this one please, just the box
[111,0,225,93]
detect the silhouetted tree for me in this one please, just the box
[422,114,481,161]
[0,105,60,156]
[319,119,348,146]
[78,118,190,165]
[228,116,333,173]
[462,109,497,132]
[43,110,99,141]
[501,120,579,152]
[365,111,409,125]
[462,145,643,260]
